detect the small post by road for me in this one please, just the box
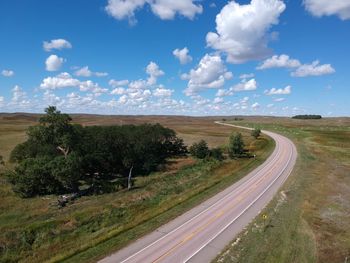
[262,214,267,230]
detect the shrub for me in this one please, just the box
[189,140,210,159]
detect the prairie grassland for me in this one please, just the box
[215,117,350,263]
[0,114,273,263]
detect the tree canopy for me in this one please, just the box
[6,106,187,197]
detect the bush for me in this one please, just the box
[189,140,210,159]
[210,147,224,161]
[251,128,261,139]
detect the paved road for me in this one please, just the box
[99,122,297,263]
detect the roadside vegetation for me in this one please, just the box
[215,117,350,263]
[0,112,273,263]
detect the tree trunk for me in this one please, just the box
[57,146,69,159]
[128,166,134,190]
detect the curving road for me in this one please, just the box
[99,122,297,263]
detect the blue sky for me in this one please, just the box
[0,0,349,116]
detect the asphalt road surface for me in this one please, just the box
[99,122,297,263]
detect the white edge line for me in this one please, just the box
[183,139,295,263]
[116,123,281,263]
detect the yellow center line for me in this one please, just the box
[151,155,285,263]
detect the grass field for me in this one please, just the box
[215,117,350,263]
[0,114,273,263]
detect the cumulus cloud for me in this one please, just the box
[105,0,202,24]
[110,87,126,95]
[153,87,173,97]
[239,73,254,79]
[173,47,193,64]
[232,79,257,92]
[183,54,233,95]
[43,39,72,52]
[74,66,108,77]
[257,54,301,70]
[206,0,286,63]
[39,72,108,96]
[45,55,64,71]
[2,69,14,77]
[251,102,260,109]
[274,97,285,102]
[146,61,164,85]
[291,60,335,77]
[265,85,291,95]
[109,79,129,88]
[304,0,350,20]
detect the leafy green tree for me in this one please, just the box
[7,157,64,197]
[228,132,245,158]
[189,140,210,159]
[210,147,224,161]
[251,128,261,139]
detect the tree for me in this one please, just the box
[189,140,210,159]
[0,155,4,166]
[228,132,245,158]
[210,147,224,161]
[251,128,261,139]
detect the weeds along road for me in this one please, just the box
[99,122,297,263]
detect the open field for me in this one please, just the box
[215,117,350,263]
[0,114,273,263]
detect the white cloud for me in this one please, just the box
[9,85,30,108]
[105,0,202,24]
[257,54,301,70]
[45,55,64,71]
[291,60,335,77]
[2,69,14,77]
[265,85,291,95]
[251,102,260,109]
[239,73,254,79]
[274,97,285,102]
[232,79,257,92]
[215,88,233,97]
[146,61,164,85]
[173,47,193,64]
[304,0,350,20]
[39,72,108,95]
[267,103,274,108]
[74,66,108,77]
[109,79,129,88]
[153,87,173,97]
[111,87,126,95]
[43,39,72,52]
[206,0,286,63]
[213,97,224,104]
[183,54,233,95]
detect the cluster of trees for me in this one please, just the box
[189,127,262,160]
[189,140,224,161]
[6,107,187,197]
[292,115,322,119]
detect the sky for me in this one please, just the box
[0,0,349,116]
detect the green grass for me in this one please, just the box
[0,115,274,263]
[215,118,350,263]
